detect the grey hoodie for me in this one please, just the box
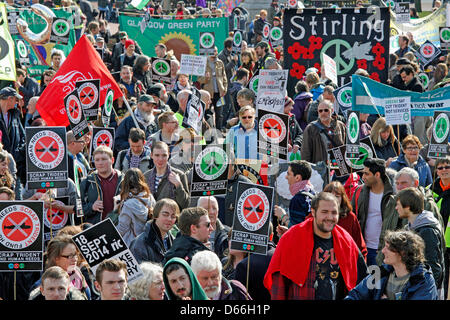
[406,210,445,289]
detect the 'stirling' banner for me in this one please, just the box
[352,74,450,117]
[119,15,229,62]
[283,8,390,96]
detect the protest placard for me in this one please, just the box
[182,87,204,135]
[255,69,288,113]
[345,111,360,160]
[231,182,274,255]
[395,3,410,24]
[26,127,68,190]
[383,96,411,125]
[76,79,101,122]
[0,201,44,271]
[191,144,229,197]
[89,127,115,164]
[257,109,289,160]
[199,32,216,56]
[322,52,338,86]
[179,54,207,76]
[72,219,143,283]
[151,57,172,85]
[64,89,90,140]
[428,111,450,158]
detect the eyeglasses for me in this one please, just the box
[241,116,254,119]
[437,165,450,170]
[60,253,78,260]
[318,109,330,113]
[199,222,211,228]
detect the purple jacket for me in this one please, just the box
[293,92,313,130]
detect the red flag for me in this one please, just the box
[36,35,121,126]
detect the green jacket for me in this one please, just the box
[163,257,209,300]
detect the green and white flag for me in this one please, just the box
[0,3,16,81]
[128,0,151,10]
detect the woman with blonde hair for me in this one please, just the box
[128,262,165,300]
[370,117,401,164]
[117,168,156,246]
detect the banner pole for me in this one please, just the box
[246,253,251,292]
[122,93,140,129]
[48,189,54,239]
[14,271,16,301]
[397,125,401,156]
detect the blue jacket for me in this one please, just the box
[114,112,158,152]
[345,263,438,300]
[388,153,432,187]
[289,188,315,227]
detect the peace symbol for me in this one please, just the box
[321,39,354,76]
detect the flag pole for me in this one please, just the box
[121,93,140,129]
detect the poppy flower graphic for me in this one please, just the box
[370,72,380,82]
[373,56,385,70]
[314,63,321,75]
[290,63,306,79]
[302,48,315,60]
[308,35,323,51]
[357,59,368,69]
[288,42,306,60]
[372,43,385,56]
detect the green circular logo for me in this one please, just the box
[52,18,70,37]
[104,89,114,116]
[433,113,450,143]
[233,31,242,47]
[195,146,228,180]
[17,40,27,58]
[440,27,450,42]
[270,27,283,41]
[403,112,410,122]
[200,32,214,49]
[345,142,374,170]
[347,112,360,144]
[152,59,170,76]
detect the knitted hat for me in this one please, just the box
[125,39,135,49]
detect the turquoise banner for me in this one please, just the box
[119,15,229,61]
[352,75,450,117]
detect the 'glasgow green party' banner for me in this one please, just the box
[389,4,446,53]
[119,15,229,61]
[352,74,450,117]
[8,6,76,79]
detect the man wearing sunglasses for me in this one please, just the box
[301,99,346,163]
[432,156,450,299]
[163,207,214,265]
[225,105,258,160]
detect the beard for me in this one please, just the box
[204,285,221,299]
[140,110,155,124]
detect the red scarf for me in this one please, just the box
[264,218,360,293]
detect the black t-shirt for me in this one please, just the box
[313,234,347,300]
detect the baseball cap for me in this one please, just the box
[119,31,128,39]
[0,87,22,99]
[96,36,104,42]
[138,94,156,104]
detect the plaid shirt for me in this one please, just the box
[270,257,316,300]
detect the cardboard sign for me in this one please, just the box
[50,17,71,45]
[101,89,114,128]
[76,79,101,122]
[329,136,376,176]
[182,87,204,135]
[345,111,360,160]
[395,3,410,24]
[151,57,172,85]
[179,54,207,76]
[257,109,289,160]
[232,30,243,54]
[15,39,30,67]
[428,111,450,158]
[43,196,69,244]
[26,126,68,190]
[270,26,283,48]
[72,219,143,283]
[262,23,271,40]
[283,7,390,96]
[231,182,274,255]
[256,69,288,113]
[440,27,450,51]
[199,32,216,56]
[322,52,338,86]
[89,127,115,165]
[64,89,89,140]
[383,96,411,125]
[417,40,442,68]
[334,82,353,118]
[191,144,229,197]
[0,201,44,271]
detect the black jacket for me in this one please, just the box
[130,220,175,264]
[213,220,230,261]
[162,234,210,265]
[404,76,424,93]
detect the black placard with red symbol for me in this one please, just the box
[283,8,390,97]
[231,182,274,255]
[416,40,442,68]
[76,79,101,122]
[0,201,44,271]
[64,89,89,140]
[89,127,115,165]
[26,127,68,190]
[257,109,289,160]
[43,196,69,245]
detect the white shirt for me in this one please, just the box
[365,191,383,250]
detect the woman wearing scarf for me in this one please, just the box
[274,160,316,228]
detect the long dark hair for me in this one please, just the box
[323,181,353,217]
[119,168,151,202]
